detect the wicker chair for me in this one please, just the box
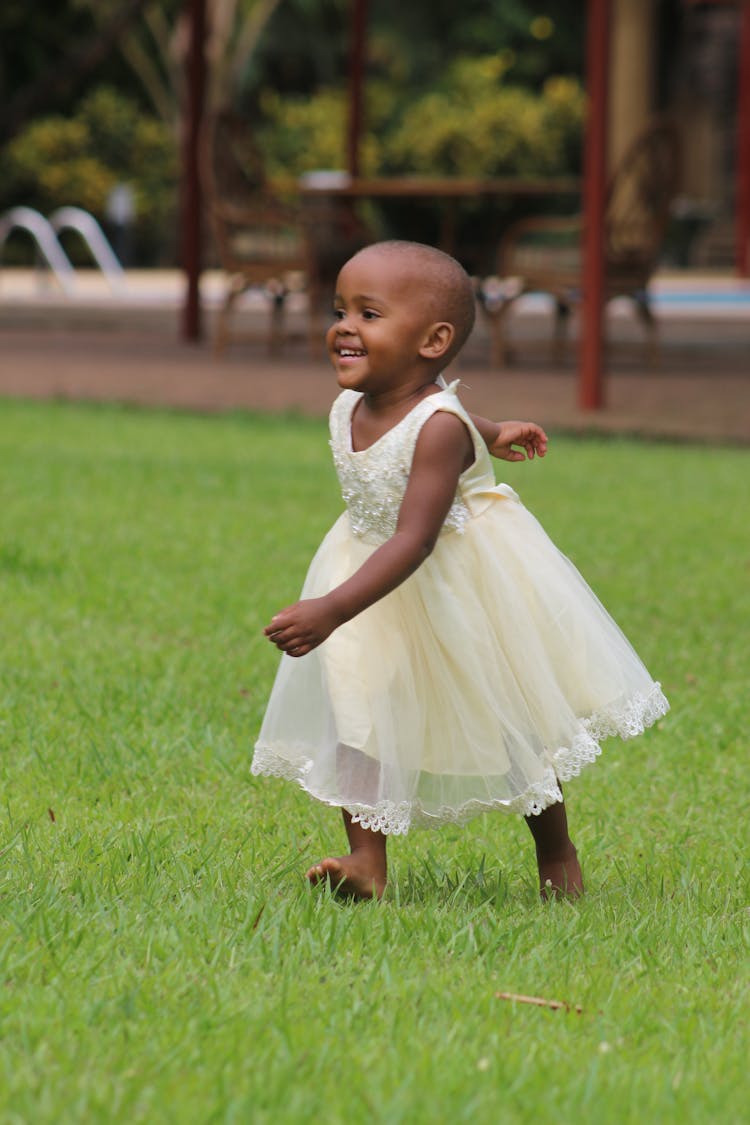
[201,110,314,355]
[477,119,682,366]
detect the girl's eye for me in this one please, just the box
[332,306,380,321]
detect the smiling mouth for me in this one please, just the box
[337,348,367,358]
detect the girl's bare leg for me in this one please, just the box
[306,809,387,900]
[525,793,583,899]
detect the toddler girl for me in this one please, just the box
[252,240,668,900]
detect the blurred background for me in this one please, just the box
[0,0,748,434]
[0,0,744,269]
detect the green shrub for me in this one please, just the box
[384,61,585,176]
[257,87,384,178]
[3,87,178,265]
[256,55,584,180]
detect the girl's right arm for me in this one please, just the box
[264,410,473,657]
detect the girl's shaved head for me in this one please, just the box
[346,241,476,361]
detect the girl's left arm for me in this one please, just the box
[265,411,472,657]
[468,412,548,462]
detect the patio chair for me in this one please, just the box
[477,118,682,366]
[201,110,313,355]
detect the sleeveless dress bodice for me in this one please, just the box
[328,379,520,548]
[328,381,491,544]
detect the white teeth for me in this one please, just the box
[339,348,365,357]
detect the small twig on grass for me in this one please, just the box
[495,991,583,1014]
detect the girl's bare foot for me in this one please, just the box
[307,809,388,900]
[538,844,583,900]
[525,794,583,900]
[306,853,386,900]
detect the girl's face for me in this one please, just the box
[327,250,444,395]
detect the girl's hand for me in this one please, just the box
[264,597,341,657]
[489,421,548,462]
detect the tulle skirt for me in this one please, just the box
[252,485,668,835]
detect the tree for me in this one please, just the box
[76,0,289,128]
[0,0,152,145]
[247,0,584,99]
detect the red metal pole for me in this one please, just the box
[579,0,611,411]
[180,0,207,342]
[737,0,750,277]
[347,0,368,178]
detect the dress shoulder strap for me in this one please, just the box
[414,380,488,468]
[329,389,361,449]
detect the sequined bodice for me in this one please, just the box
[328,381,495,545]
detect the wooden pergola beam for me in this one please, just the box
[737,0,750,276]
[181,0,207,342]
[579,0,611,411]
[347,0,369,178]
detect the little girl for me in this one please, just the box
[252,240,668,901]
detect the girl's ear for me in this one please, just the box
[419,322,454,360]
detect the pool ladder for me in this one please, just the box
[0,205,126,295]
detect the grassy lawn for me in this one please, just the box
[0,399,747,1124]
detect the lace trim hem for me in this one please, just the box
[251,683,669,836]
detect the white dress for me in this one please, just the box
[252,380,669,835]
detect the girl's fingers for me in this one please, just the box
[273,627,314,652]
[264,605,299,634]
[265,619,290,636]
[276,631,301,649]
[263,607,316,654]
[280,638,313,657]
[265,625,298,646]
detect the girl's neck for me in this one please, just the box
[351,376,443,452]
[362,376,440,414]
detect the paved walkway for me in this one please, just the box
[1,269,748,443]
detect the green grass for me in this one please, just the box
[0,399,747,1124]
